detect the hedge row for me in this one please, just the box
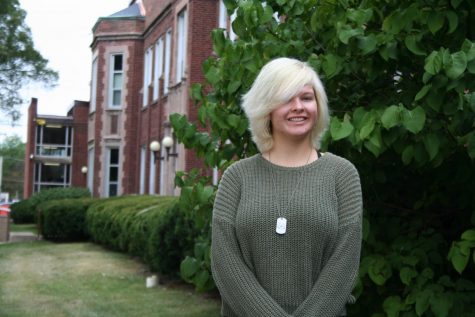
[10,187,90,224]
[86,195,198,275]
[38,198,96,241]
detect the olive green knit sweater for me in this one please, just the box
[211,153,363,317]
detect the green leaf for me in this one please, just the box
[193,269,211,291]
[347,8,373,25]
[190,84,203,102]
[415,289,432,316]
[446,11,458,34]
[402,106,426,134]
[430,292,452,317]
[415,84,432,101]
[360,117,375,139]
[338,25,364,44]
[379,42,398,61]
[405,35,426,56]
[445,51,467,79]
[368,255,392,286]
[423,133,440,161]
[400,267,418,286]
[468,60,475,74]
[448,242,469,273]
[322,54,343,78]
[402,145,414,165]
[427,11,445,34]
[330,118,354,141]
[381,104,400,127]
[424,51,442,75]
[461,229,475,242]
[467,131,475,159]
[205,66,220,85]
[383,296,403,317]
[450,0,463,9]
[227,80,241,94]
[180,256,199,280]
[212,28,226,55]
[310,10,318,32]
[227,114,241,128]
[462,39,475,61]
[358,34,378,55]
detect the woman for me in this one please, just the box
[211,57,363,317]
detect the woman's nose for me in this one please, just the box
[290,97,304,111]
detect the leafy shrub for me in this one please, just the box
[147,202,199,275]
[9,199,34,224]
[86,195,186,275]
[38,198,96,241]
[30,187,90,214]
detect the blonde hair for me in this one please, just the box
[241,57,329,153]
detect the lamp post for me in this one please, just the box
[149,136,178,161]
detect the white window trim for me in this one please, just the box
[176,9,187,83]
[90,58,98,113]
[143,47,153,107]
[87,147,94,194]
[164,29,172,95]
[139,146,146,194]
[149,151,156,194]
[109,54,123,108]
[153,38,164,100]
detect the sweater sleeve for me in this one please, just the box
[293,159,363,317]
[211,166,292,317]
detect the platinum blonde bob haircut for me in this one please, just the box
[241,57,329,153]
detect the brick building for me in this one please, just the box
[23,98,89,198]
[24,0,232,198]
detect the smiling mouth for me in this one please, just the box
[288,117,306,122]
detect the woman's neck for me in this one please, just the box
[264,139,317,167]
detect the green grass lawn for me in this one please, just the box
[9,223,38,234]
[0,241,221,317]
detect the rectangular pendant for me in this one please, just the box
[276,217,287,235]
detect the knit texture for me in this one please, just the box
[211,153,363,317]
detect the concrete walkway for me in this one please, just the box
[0,231,40,244]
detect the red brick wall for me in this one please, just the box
[70,101,89,188]
[23,98,38,198]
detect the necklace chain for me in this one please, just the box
[268,149,314,219]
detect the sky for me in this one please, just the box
[0,0,131,143]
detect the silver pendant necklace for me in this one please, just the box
[268,149,314,235]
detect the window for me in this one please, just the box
[106,148,120,197]
[153,38,164,100]
[87,147,94,193]
[149,151,156,194]
[143,47,153,106]
[109,54,123,107]
[35,125,72,157]
[139,146,146,194]
[176,9,187,82]
[33,162,71,193]
[90,58,98,112]
[164,29,172,95]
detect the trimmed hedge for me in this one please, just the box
[30,187,90,213]
[86,195,195,275]
[38,198,97,241]
[10,199,34,224]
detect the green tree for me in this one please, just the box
[172,0,475,315]
[0,0,58,120]
[0,135,25,199]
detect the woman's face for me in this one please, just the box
[269,85,318,142]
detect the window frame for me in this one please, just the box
[108,54,124,108]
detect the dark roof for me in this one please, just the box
[108,3,143,18]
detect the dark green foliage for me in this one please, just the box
[86,195,194,275]
[38,198,96,241]
[0,135,24,198]
[147,203,199,275]
[9,199,34,224]
[170,0,475,312]
[30,187,90,220]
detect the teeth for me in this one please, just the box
[288,118,305,121]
